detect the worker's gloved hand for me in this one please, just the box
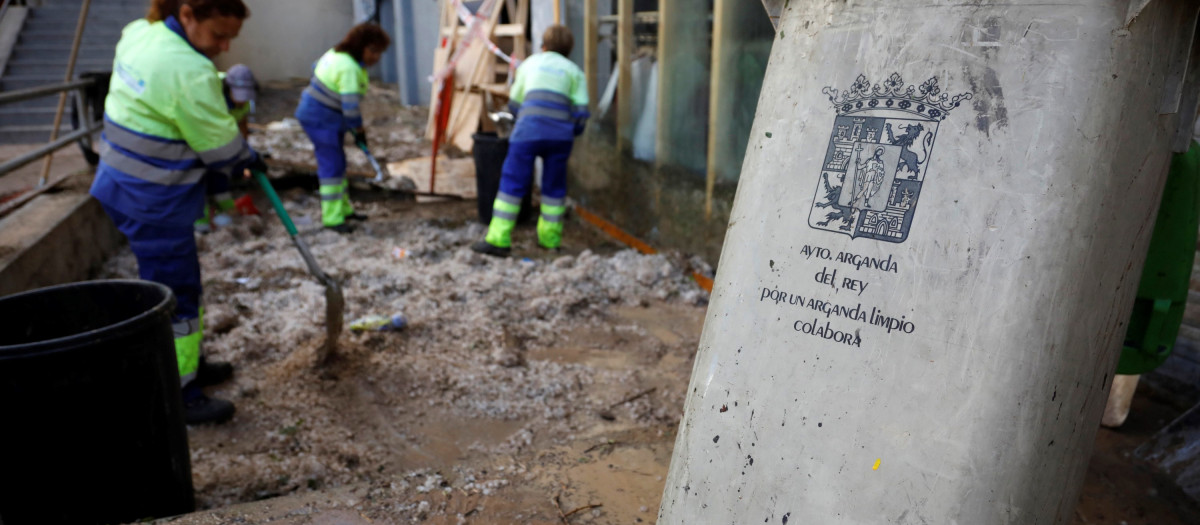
[352,128,368,149]
[246,154,269,177]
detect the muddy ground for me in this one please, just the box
[248,79,440,178]
[100,193,708,524]
[88,83,1200,524]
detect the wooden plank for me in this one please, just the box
[434,0,498,140]
[481,83,511,97]
[617,0,634,152]
[452,23,524,38]
[705,0,728,220]
[387,156,478,199]
[453,41,490,86]
[516,0,530,59]
[450,94,485,152]
[445,2,504,145]
[584,0,598,114]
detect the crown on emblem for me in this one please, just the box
[822,73,973,121]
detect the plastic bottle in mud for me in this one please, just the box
[349,313,407,332]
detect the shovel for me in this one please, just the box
[252,170,344,363]
[354,141,464,199]
[356,141,389,184]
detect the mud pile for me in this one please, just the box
[99,197,707,510]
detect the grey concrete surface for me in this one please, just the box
[0,190,121,296]
[659,1,1200,523]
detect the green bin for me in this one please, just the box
[1119,142,1200,374]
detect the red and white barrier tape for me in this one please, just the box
[430,0,521,84]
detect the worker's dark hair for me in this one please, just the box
[335,23,392,63]
[147,0,249,22]
[542,25,573,56]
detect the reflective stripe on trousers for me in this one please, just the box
[484,191,523,248]
[537,197,566,249]
[320,178,354,226]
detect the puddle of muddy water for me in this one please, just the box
[396,412,528,467]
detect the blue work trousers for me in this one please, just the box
[499,140,573,201]
[101,204,201,322]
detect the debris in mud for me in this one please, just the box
[98,197,708,511]
[248,83,430,177]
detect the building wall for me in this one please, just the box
[570,133,738,264]
[392,0,440,105]
[568,0,774,264]
[215,0,355,81]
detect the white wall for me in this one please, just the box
[215,0,355,82]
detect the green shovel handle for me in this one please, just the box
[252,170,298,237]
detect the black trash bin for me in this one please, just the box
[473,132,535,225]
[0,280,195,525]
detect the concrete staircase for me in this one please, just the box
[0,0,145,144]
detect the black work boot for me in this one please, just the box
[471,240,511,258]
[345,212,369,222]
[183,386,235,425]
[325,223,355,234]
[193,356,234,387]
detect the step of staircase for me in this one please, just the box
[0,107,62,127]
[0,1,149,144]
[0,124,75,145]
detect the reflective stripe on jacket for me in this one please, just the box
[91,16,254,226]
[297,49,367,129]
[508,51,589,143]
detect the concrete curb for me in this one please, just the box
[0,191,122,296]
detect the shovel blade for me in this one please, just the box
[319,278,345,363]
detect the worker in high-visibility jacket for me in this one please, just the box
[471,25,589,257]
[89,0,264,425]
[294,23,391,233]
[196,63,257,233]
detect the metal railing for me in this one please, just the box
[0,0,98,218]
[0,78,103,179]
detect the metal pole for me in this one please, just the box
[38,0,90,187]
[0,79,92,105]
[0,123,99,178]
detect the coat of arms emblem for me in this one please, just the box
[809,73,973,243]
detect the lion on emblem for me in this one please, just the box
[814,172,854,231]
[886,123,924,177]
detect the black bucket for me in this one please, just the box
[473,132,535,225]
[0,280,194,525]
